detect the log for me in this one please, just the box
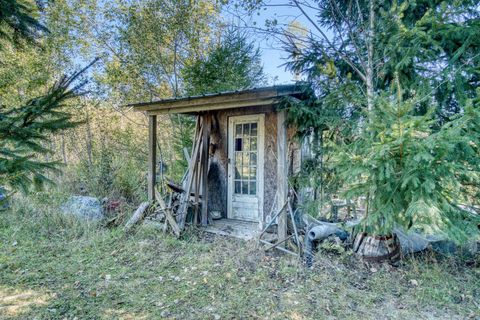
[166,181,184,193]
[353,232,401,264]
[125,202,149,230]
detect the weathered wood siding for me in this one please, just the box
[207,105,299,222]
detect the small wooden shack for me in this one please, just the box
[132,84,305,242]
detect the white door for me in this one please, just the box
[227,114,264,222]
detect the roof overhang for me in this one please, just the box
[129,84,303,115]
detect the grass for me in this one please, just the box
[0,192,479,319]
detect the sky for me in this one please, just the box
[222,2,316,85]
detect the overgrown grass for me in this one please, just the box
[1,193,479,319]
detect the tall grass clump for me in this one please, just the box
[60,125,148,204]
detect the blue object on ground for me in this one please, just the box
[0,187,9,210]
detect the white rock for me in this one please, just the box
[61,196,104,220]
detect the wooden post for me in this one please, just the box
[148,115,157,201]
[193,116,202,224]
[194,121,203,224]
[277,110,288,243]
[201,113,211,226]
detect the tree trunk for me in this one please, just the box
[366,0,375,113]
[353,232,401,264]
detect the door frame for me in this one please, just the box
[227,114,265,222]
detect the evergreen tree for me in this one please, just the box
[170,29,265,178]
[280,0,479,123]
[0,0,88,193]
[247,0,480,240]
[0,0,48,45]
[335,81,480,241]
[182,29,265,95]
[0,71,87,191]
[377,0,480,120]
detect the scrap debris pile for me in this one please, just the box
[126,115,214,237]
[259,196,479,266]
[125,181,478,266]
[124,183,185,237]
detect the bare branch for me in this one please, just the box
[292,0,367,83]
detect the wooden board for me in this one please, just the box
[155,189,180,238]
[277,110,288,243]
[203,219,259,240]
[177,122,204,229]
[148,115,157,201]
[131,85,302,114]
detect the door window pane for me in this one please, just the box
[251,123,257,136]
[243,123,250,136]
[235,124,242,136]
[250,153,257,166]
[235,138,243,151]
[243,138,250,151]
[235,153,242,166]
[242,181,249,194]
[249,181,256,195]
[243,152,250,166]
[250,167,257,179]
[241,166,249,180]
[250,138,257,151]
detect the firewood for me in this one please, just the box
[125,202,149,230]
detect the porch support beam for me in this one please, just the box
[201,113,211,226]
[277,110,288,243]
[148,115,157,201]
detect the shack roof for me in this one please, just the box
[129,84,303,115]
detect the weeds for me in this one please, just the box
[0,193,479,319]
